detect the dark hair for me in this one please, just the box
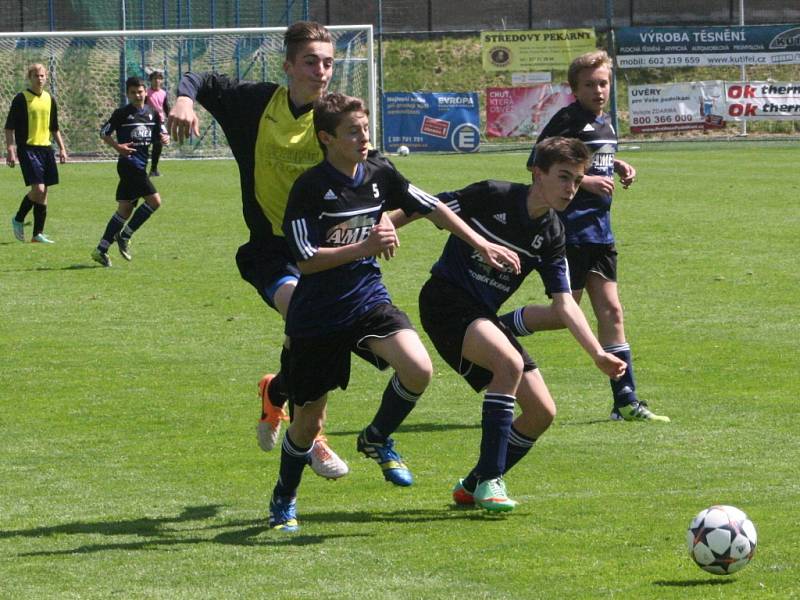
[567,49,613,90]
[148,70,164,81]
[284,21,332,61]
[125,76,146,91]
[313,92,368,154]
[531,137,592,172]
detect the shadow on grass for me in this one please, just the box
[328,421,481,437]
[2,505,223,541]
[0,264,99,272]
[654,579,736,587]
[299,506,507,525]
[8,503,503,556]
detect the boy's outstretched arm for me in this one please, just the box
[425,202,521,274]
[550,292,627,379]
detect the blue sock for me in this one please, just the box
[463,425,535,492]
[366,374,421,442]
[32,203,47,236]
[121,203,156,239]
[475,393,515,482]
[273,431,312,498]
[604,342,638,407]
[498,307,532,337]
[98,212,127,252]
[503,426,536,474]
[15,194,33,223]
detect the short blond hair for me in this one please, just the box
[567,50,612,90]
[27,63,46,78]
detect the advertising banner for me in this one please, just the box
[628,81,725,133]
[628,80,800,133]
[616,24,800,68]
[486,84,574,138]
[482,29,596,72]
[382,92,481,153]
[725,81,800,120]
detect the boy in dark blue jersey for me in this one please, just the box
[91,77,169,267]
[418,137,627,512]
[268,92,520,531]
[500,50,670,423]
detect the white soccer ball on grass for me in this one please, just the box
[397,145,410,156]
[687,505,757,575]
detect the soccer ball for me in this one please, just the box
[687,505,757,575]
[397,145,410,156]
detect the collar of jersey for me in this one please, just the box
[321,159,365,188]
[571,100,607,125]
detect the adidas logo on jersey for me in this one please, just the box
[493,213,507,224]
[323,189,338,200]
[582,123,595,132]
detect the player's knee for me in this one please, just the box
[490,352,524,387]
[604,303,624,328]
[398,354,433,393]
[146,195,162,210]
[540,402,557,428]
[29,188,46,203]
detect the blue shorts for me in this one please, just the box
[565,243,618,290]
[286,303,415,406]
[116,161,157,201]
[19,146,58,187]
[235,237,301,310]
[419,276,536,392]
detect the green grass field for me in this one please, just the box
[1,143,798,599]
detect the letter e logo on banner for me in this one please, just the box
[451,123,480,152]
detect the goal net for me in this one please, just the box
[0,26,375,160]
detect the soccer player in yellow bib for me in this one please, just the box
[5,63,68,243]
[168,21,349,479]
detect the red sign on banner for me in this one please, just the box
[486,84,574,137]
[421,115,450,139]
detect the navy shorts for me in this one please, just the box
[116,161,157,201]
[419,276,536,392]
[19,146,58,186]
[286,303,415,406]
[236,236,301,310]
[565,243,618,290]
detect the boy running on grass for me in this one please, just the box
[418,137,627,512]
[91,76,169,267]
[499,50,669,423]
[168,21,348,477]
[268,92,520,531]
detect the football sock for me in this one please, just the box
[475,392,515,481]
[499,307,533,336]
[32,202,47,236]
[604,342,638,407]
[121,203,156,239]
[14,194,33,223]
[461,426,536,493]
[273,431,312,498]
[98,212,127,252]
[151,142,162,169]
[365,374,421,442]
[503,426,537,474]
